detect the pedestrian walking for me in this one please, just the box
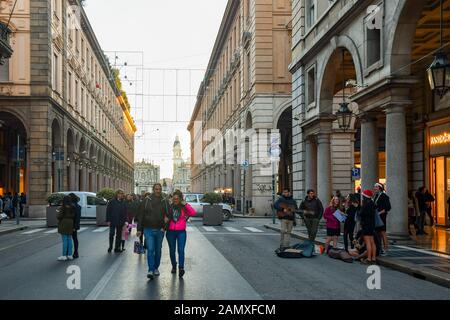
[360,190,377,265]
[408,190,419,236]
[69,193,81,259]
[12,193,19,219]
[136,183,169,280]
[323,196,342,252]
[274,188,298,249]
[106,189,127,253]
[19,193,26,217]
[299,189,324,242]
[344,194,359,252]
[424,189,435,227]
[373,183,391,255]
[415,187,429,235]
[166,190,196,278]
[57,196,75,261]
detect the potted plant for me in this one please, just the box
[96,188,115,226]
[201,192,223,226]
[46,193,64,227]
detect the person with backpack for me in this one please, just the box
[69,193,81,259]
[299,189,324,242]
[373,183,391,256]
[274,188,298,249]
[360,189,377,264]
[57,196,75,261]
[136,183,169,280]
[166,190,196,278]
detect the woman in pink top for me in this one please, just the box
[166,190,197,278]
[323,196,342,253]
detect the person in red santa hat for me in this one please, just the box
[360,189,377,264]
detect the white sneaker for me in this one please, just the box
[154,269,160,276]
[147,271,154,280]
[57,256,67,261]
[66,256,73,260]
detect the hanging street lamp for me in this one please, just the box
[336,49,354,131]
[427,0,450,98]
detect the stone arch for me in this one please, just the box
[387,0,428,76]
[273,100,292,128]
[317,35,363,114]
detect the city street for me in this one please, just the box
[0,218,448,300]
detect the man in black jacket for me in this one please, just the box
[69,193,82,259]
[274,188,298,249]
[299,189,324,242]
[106,189,127,253]
[136,183,169,280]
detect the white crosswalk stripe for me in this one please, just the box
[44,229,58,234]
[93,227,109,233]
[224,227,240,232]
[186,226,198,232]
[78,227,88,233]
[243,227,263,233]
[202,226,218,232]
[21,229,45,235]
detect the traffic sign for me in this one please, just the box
[351,168,361,181]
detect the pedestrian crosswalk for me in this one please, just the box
[18,225,269,236]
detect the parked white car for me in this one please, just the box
[56,191,107,219]
[184,193,233,220]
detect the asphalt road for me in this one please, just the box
[0,218,449,300]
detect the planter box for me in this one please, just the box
[203,205,223,226]
[46,206,59,228]
[96,206,108,226]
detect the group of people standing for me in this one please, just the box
[104,183,196,280]
[56,193,81,261]
[275,183,393,265]
[0,192,26,222]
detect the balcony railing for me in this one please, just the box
[0,23,13,65]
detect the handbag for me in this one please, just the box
[134,240,144,254]
[374,211,384,228]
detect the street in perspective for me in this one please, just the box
[0,0,450,303]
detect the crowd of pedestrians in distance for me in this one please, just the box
[0,192,26,223]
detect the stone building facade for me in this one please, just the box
[134,160,160,195]
[188,0,292,215]
[290,0,450,237]
[0,0,136,217]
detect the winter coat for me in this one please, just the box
[57,205,75,235]
[373,192,391,214]
[299,197,324,219]
[323,206,341,230]
[274,195,298,221]
[106,198,127,227]
[136,195,169,232]
[125,200,138,224]
[72,203,82,230]
[167,203,197,231]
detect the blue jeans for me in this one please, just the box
[62,234,73,256]
[144,228,164,272]
[166,230,187,269]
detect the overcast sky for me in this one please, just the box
[84,0,228,179]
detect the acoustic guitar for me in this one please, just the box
[277,202,296,219]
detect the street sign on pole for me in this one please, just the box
[351,168,361,181]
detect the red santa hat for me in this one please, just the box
[362,189,374,199]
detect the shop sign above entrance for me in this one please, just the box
[430,122,450,156]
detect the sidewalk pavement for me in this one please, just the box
[265,222,450,289]
[0,219,46,236]
[233,212,274,219]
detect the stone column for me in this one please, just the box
[385,105,409,238]
[90,170,96,192]
[69,161,76,190]
[317,133,332,205]
[75,162,80,191]
[304,137,317,192]
[361,116,379,191]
